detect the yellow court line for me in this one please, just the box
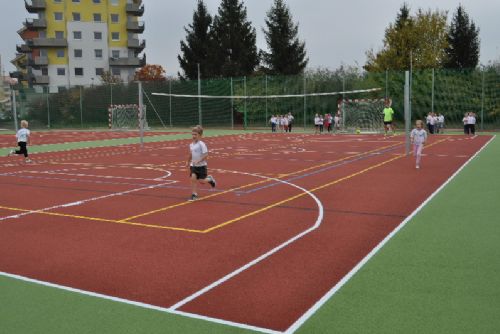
[122,142,402,222]
[0,205,204,233]
[202,137,450,233]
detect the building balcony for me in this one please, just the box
[126,3,145,16]
[32,75,49,85]
[126,21,145,33]
[10,71,27,81]
[127,38,146,50]
[28,38,68,48]
[16,44,32,53]
[28,56,49,67]
[25,18,47,30]
[109,54,146,67]
[25,0,46,13]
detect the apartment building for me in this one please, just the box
[12,0,145,92]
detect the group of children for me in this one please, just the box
[462,112,477,135]
[313,113,341,134]
[425,112,445,134]
[269,113,295,133]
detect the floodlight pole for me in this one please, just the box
[11,88,18,131]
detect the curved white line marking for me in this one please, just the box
[169,169,324,310]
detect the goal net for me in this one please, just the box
[338,98,386,133]
[108,104,149,130]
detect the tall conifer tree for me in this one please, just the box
[445,5,480,69]
[210,0,258,77]
[178,1,213,79]
[261,0,308,75]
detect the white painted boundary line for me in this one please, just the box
[284,135,496,334]
[169,170,324,311]
[0,169,322,334]
[0,271,279,334]
[0,181,173,221]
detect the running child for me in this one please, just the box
[8,120,32,163]
[382,99,395,136]
[186,125,216,201]
[410,120,427,169]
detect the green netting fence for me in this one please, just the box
[1,67,499,131]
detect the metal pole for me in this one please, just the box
[385,69,388,99]
[431,68,435,114]
[169,79,172,127]
[230,77,234,129]
[265,75,268,128]
[404,71,411,155]
[303,73,307,131]
[244,76,247,130]
[80,85,83,128]
[46,87,50,128]
[342,76,346,129]
[197,63,202,125]
[138,81,144,149]
[480,67,485,130]
[12,89,18,131]
[110,84,113,106]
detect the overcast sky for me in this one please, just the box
[1,0,499,77]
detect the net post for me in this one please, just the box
[138,81,144,149]
[404,71,411,156]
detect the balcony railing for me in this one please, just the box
[33,75,49,85]
[109,55,146,67]
[126,3,144,16]
[25,18,47,30]
[28,56,49,67]
[127,38,146,50]
[16,44,32,53]
[28,38,68,47]
[126,21,145,33]
[25,0,46,13]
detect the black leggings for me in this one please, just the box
[15,142,28,157]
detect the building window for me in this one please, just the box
[57,68,65,76]
[73,31,82,40]
[110,0,118,5]
[75,68,84,76]
[56,49,65,58]
[111,68,120,76]
[40,49,48,57]
[54,12,63,21]
[93,13,101,22]
[94,32,102,40]
[111,32,120,41]
[55,31,64,39]
[74,49,83,58]
[72,12,81,21]
[94,49,103,59]
[72,0,80,2]
[110,14,119,23]
[95,68,104,76]
[111,50,120,58]
[54,0,62,3]
[93,0,101,3]
[42,68,49,75]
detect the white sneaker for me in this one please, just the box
[207,175,216,188]
[416,165,420,169]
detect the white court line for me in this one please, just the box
[0,180,173,222]
[283,134,496,334]
[169,170,324,311]
[0,271,280,334]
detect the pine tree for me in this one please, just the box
[210,0,259,77]
[178,1,213,79]
[445,5,480,69]
[260,0,308,75]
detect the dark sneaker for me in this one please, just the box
[208,175,216,188]
[188,194,198,201]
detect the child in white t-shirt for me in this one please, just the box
[410,120,427,169]
[8,120,32,163]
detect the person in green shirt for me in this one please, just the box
[382,99,395,136]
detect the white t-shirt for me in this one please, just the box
[467,115,476,125]
[189,140,208,167]
[16,128,30,142]
[411,128,427,145]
